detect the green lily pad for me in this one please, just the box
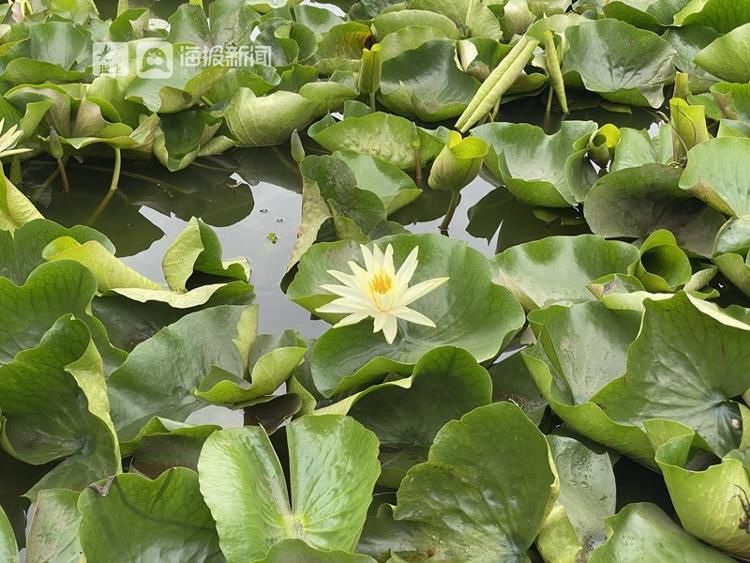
[589,502,734,562]
[26,489,81,563]
[195,331,307,407]
[332,151,422,214]
[107,304,256,440]
[225,88,320,147]
[653,426,750,558]
[537,435,616,562]
[584,164,725,258]
[523,301,656,464]
[288,234,524,397]
[494,235,640,310]
[371,10,460,40]
[0,219,113,285]
[0,317,120,498]
[263,540,375,562]
[627,229,692,291]
[679,137,750,217]
[674,0,750,33]
[713,216,750,297]
[472,121,598,207]
[307,112,444,170]
[120,417,220,477]
[610,125,673,171]
[695,23,750,83]
[379,39,480,122]
[317,346,492,487]
[358,402,557,561]
[489,352,548,425]
[595,293,750,456]
[0,167,43,231]
[162,216,249,293]
[0,505,16,563]
[78,468,223,562]
[197,416,380,561]
[562,19,676,108]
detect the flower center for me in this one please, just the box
[369,270,393,295]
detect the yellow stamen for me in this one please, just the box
[369,270,393,295]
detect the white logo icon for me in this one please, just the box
[135,41,174,79]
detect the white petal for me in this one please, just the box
[360,244,375,272]
[371,243,384,270]
[383,244,396,277]
[394,247,419,288]
[318,298,374,314]
[382,316,398,344]
[327,269,357,287]
[393,306,436,327]
[332,313,369,328]
[400,277,449,306]
[320,283,370,302]
[372,312,390,333]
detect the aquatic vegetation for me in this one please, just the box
[4,0,750,561]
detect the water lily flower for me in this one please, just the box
[0,119,30,160]
[317,243,449,344]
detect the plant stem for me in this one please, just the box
[57,158,71,193]
[413,149,423,188]
[369,91,376,111]
[109,147,122,193]
[439,191,460,233]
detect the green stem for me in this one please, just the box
[57,158,71,193]
[413,149,423,189]
[109,147,122,193]
[439,191,461,233]
[369,91,377,112]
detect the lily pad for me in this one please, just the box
[26,489,82,563]
[522,301,656,464]
[536,435,616,562]
[358,402,557,561]
[679,137,750,217]
[584,164,724,257]
[78,468,223,562]
[332,151,422,214]
[197,416,380,561]
[288,234,525,397]
[379,39,480,122]
[493,235,640,310]
[653,426,750,558]
[562,19,676,108]
[107,304,256,440]
[472,121,598,207]
[589,502,734,562]
[0,506,16,563]
[307,112,444,170]
[695,23,750,83]
[317,346,492,487]
[595,293,750,456]
[0,317,120,498]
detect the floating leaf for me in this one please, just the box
[197,416,380,561]
[359,403,557,561]
[78,469,223,562]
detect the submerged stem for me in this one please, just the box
[439,191,461,233]
[109,147,122,193]
[57,158,70,193]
